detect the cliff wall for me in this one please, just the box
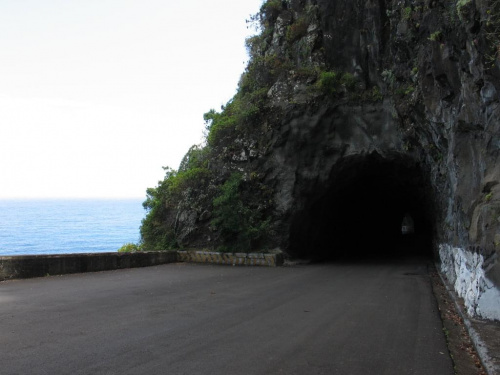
[143,0,500,320]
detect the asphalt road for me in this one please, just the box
[0,258,454,375]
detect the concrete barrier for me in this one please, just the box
[0,251,177,281]
[0,250,283,281]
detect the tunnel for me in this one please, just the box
[289,153,435,261]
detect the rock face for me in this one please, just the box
[146,0,500,320]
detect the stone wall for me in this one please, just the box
[0,252,178,281]
[177,251,284,267]
[0,251,283,281]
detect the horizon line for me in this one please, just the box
[0,196,146,201]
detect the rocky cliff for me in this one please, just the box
[142,0,500,320]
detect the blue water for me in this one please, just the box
[0,199,145,256]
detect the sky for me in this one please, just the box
[0,0,263,199]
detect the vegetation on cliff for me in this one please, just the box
[136,0,284,252]
[211,172,271,252]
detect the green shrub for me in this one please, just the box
[456,0,473,22]
[139,151,211,251]
[140,167,179,250]
[211,173,269,252]
[204,93,264,147]
[395,84,415,96]
[317,71,357,96]
[402,7,412,20]
[118,243,142,253]
[404,85,415,95]
[204,106,238,146]
[370,86,384,101]
[245,34,264,57]
[428,31,442,42]
[178,145,208,172]
[260,0,282,24]
[241,54,289,93]
[261,0,281,14]
[169,167,212,198]
[293,66,320,80]
[140,220,178,250]
[317,71,340,96]
[286,16,309,42]
[340,73,357,90]
[204,53,282,147]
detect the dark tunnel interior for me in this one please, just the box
[289,154,435,261]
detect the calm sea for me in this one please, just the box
[0,199,145,256]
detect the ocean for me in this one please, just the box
[0,199,145,256]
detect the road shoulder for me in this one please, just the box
[430,267,491,375]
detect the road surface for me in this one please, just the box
[0,258,454,374]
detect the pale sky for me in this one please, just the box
[0,0,263,199]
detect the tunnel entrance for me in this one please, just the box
[289,153,435,261]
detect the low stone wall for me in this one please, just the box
[0,251,283,281]
[0,251,178,281]
[177,251,284,267]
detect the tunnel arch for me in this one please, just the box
[288,152,435,261]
